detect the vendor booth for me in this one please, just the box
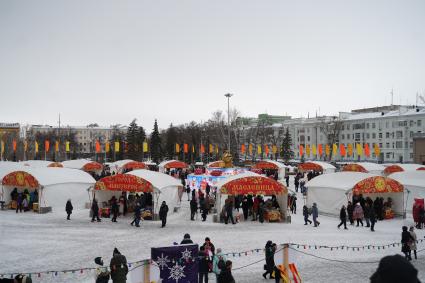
[62,159,103,174]
[390,171,425,212]
[109,159,146,174]
[342,162,385,175]
[1,167,95,212]
[215,172,288,222]
[252,160,288,180]
[158,160,188,173]
[384,164,425,175]
[21,160,64,168]
[298,161,336,174]
[306,172,404,217]
[93,170,183,219]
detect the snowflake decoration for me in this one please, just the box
[155,253,170,270]
[180,248,193,261]
[168,262,186,283]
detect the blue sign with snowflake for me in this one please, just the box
[151,244,199,283]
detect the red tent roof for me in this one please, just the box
[83,162,103,172]
[352,176,403,195]
[220,175,287,195]
[298,162,323,172]
[253,161,279,170]
[163,160,188,169]
[122,161,146,170]
[342,164,368,173]
[2,171,40,188]
[94,174,153,193]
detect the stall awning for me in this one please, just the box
[122,161,146,170]
[94,174,154,193]
[163,160,188,169]
[2,171,40,188]
[298,162,323,172]
[219,174,287,195]
[48,162,63,168]
[352,176,403,195]
[207,160,225,168]
[253,160,281,170]
[83,162,103,172]
[342,164,368,173]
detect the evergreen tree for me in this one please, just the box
[164,124,178,160]
[281,127,294,163]
[150,120,162,163]
[137,126,146,161]
[126,119,139,160]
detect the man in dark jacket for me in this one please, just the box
[217,260,235,283]
[111,199,119,223]
[159,201,169,228]
[110,248,128,283]
[199,196,208,221]
[224,200,235,224]
[180,233,194,244]
[190,198,198,221]
[347,201,354,225]
[132,203,141,227]
[198,246,209,283]
[241,196,249,220]
[337,205,347,229]
[91,199,101,222]
[370,206,377,232]
[65,199,73,220]
[262,241,275,279]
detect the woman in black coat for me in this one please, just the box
[65,199,73,220]
[159,201,169,228]
[262,241,275,279]
[337,205,347,229]
[218,260,235,283]
[401,226,415,260]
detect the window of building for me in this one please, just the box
[410,131,414,138]
[396,141,403,149]
[392,142,395,148]
[341,134,345,140]
[398,121,407,127]
[355,133,360,141]
[410,120,414,127]
[405,141,408,148]
[386,152,391,158]
[379,143,383,148]
[386,142,390,148]
[410,142,413,148]
[366,133,370,139]
[396,131,403,138]
[307,136,310,142]
[418,120,422,126]
[366,123,369,129]
[372,133,376,139]
[353,123,364,130]
[347,124,350,130]
[341,125,345,130]
[386,132,390,138]
[410,153,413,159]
[379,133,382,138]
[372,123,376,129]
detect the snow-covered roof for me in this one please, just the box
[2,167,96,187]
[0,162,25,179]
[389,171,425,188]
[306,172,378,191]
[343,107,425,121]
[349,162,385,172]
[215,171,261,188]
[307,161,336,170]
[394,164,425,171]
[20,160,56,168]
[61,159,102,171]
[109,159,134,168]
[127,169,183,191]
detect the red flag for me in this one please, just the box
[95,141,101,153]
[45,140,50,152]
[183,143,188,153]
[12,140,17,152]
[364,143,371,157]
[318,144,323,156]
[299,145,304,156]
[241,144,246,154]
[339,144,346,156]
[200,144,205,153]
[265,145,269,155]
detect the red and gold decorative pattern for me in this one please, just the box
[163,161,188,169]
[352,176,403,195]
[383,165,403,175]
[94,174,153,193]
[208,161,225,168]
[253,161,279,170]
[2,171,40,188]
[298,162,323,172]
[342,164,368,173]
[122,161,146,171]
[83,162,103,172]
[48,162,63,168]
[417,167,425,171]
[220,176,287,195]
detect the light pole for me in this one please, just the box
[224,93,233,152]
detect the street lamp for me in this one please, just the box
[224,93,234,152]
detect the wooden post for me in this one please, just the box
[283,243,289,273]
[143,260,150,283]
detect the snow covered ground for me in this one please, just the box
[1,179,424,283]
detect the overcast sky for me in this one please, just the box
[1,0,424,131]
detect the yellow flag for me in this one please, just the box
[312,144,317,156]
[257,145,262,154]
[332,144,338,156]
[356,143,363,156]
[65,141,70,152]
[104,142,110,153]
[249,144,253,155]
[0,141,4,154]
[115,141,120,152]
[55,141,59,152]
[215,145,218,154]
[306,144,310,156]
[35,141,39,153]
[348,143,353,156]
[192,145,195,153]
[143,142,148,152]
[325,144,330,156]
[272,145,277,154]
[374,143,380,157]
[175,143,180,153]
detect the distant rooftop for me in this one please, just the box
[0,123,20,128]
[351,105,416,114]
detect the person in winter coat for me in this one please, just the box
[186,185,191,201]
[353,203,364,227]
[212,248,227,280]
[401,226,414,260]
[294,175,300,193]
[252,196,260,221]
[241,197,249,220]
[200,196,208,222]
[224,200,235,225]
[285,175,289,187]
[16,193,23,213]
[370,254,421,283]
[94,257,110,283]
[217,260,235,283]
[91,199,101,222]
[409,226,417,260]
[337,205,347,229]
[180,233,194,244]
[110,248,128,283]
[258,202,265,223]
[111,199,119,223]
[370,206,377,232]
[159,201,169,227]
[303,205,312,225]
[132,203,142,227]
[364,202,371,227]
[190,198,198,221]
[262,241,275,279]
[65,199,73,220]
[198,246,210,283]
[202,237,216,256]
[347,201,354,225]
[312,203,320,227]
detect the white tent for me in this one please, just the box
[20,160,63,168]
[306,172,404,216]
[299,161,336,173]
[1,167,95,211]
[342,162,385,175]
[390,171,425,212]
[384,163,425,175]
[62,159,103,174]
[158,160,188,173]
[253,159,289,180]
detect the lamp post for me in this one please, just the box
[224,93,233,152]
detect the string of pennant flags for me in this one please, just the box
[1,239,423,279]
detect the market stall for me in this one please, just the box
[306,172,404,217]
[252,159,288,180]
[21,160,64,168]
[389,171,425,212]
[109,159,146,174]
[342,162,385,175]
[62,159,103,174]
[206,160,225,168]
[158,160,188,173]
[383,164,425,175]
[1,167,95,212]
[298,161,336,174]
[215,172,288,222]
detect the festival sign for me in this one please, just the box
[352,176,403,195]
[220,176,287,195]
[2,171,40,188]
[253,161,279,170]
[94,174,153,193]
[83,162,103,172]
[383,165,403,175]
[298,162,323,172]
[122,161,146,171]
[342,164,368,173]
[48,162,63,168]
[163,161,188,169]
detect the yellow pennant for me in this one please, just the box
[257,144,262,154]
[374,143,380,156]
[143,142,148,153]
[332,143,338,156]
[272,145,277,154]
[65,141,70,152]
[306,144,311,156]
[114,141,120,153]
[35,141,39,153]
[325,144,330,156]
[175,143,180,153]
[356,143,363,156]
[55,141,59,152]
[249,144,253,155]
[312,144,317,156]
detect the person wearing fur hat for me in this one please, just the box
[370,254,421,283]
[180,233,194,244]
[110,248,128,283]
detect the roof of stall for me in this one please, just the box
[62,159,103,171]
[342,162,385,173]
[389,171,425,188]
[299,161,336,171]
[253,159,287,170]
[216,172,287,195]
[384,163,425,175]
[158,160,188,169]
[127,169,183,190]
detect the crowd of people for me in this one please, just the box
[10,188,38,213]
